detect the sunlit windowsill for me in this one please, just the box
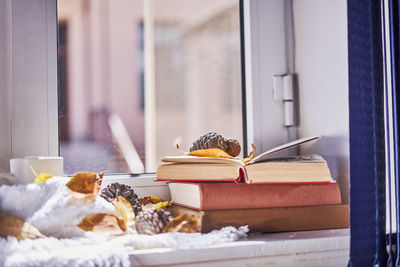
[129,229,350,266]
[105,175,349,266]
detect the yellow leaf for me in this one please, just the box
[188,148,231,158]
[66,172,104,199]
[34,173,53,184]
[242,144,257,164]
[0,215,45,240]
[77,213,125,235]
[163,214,201,233]
[140,197,170,212]
[113,196,135,228]
[155,201,171,210]
[139,196,164,206]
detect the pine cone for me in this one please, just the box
[190,132,241,157]
[190,132,227,152]
[225,139,241,157]
[135,209,173,235]
[100,183,142,215]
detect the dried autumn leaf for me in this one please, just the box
[66,172,104,199]
[176,144,187,154]
[141,201,171,212]
[77,213,125,235]
[188,148,231,159]
[176,144,232,159]
[139,196,164,206]
[0,215,45,240]
[113,196,135,228]
[242,144,257,164]
[162,214,201,234]
[34,173,54,184]
[155,201,171,210]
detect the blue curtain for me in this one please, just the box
[348,0,386,266]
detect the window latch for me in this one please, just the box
[273,74,296,127]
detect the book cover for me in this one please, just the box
[168,182,341,210]
[172,204,349,233]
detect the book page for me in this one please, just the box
[249,136,320,164]
[161,155,245,166]
[252,154,325,163]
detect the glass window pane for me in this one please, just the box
[57,0,242,175]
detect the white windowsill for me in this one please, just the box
[129,229,349,266]
[102,175,349,266]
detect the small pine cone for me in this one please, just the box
[190,132,241,157]
[136,209,173,235]
[100,182,142,215]
[225,139,241,157]
[190,132,227,152]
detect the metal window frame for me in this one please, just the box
[0,0,58,172]
[241,0,296,155]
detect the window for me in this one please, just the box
[0,0,351,264]
[0,0,350,203]
[57,0,243,175]
[0,1,350,192]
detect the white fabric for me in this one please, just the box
[0,227,249,267]
[0,177,248,267]
[0,177,115,238]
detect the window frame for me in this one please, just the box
[242,0,299,154]
[0,0,58,171]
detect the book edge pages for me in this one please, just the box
[161,155,245,166]
[243,160,334,184]
[168,183,202,210]
[155,164,245,183]
[248,136,320,164]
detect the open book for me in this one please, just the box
[156,136,334,184]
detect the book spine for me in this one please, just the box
[197,183,341,210]
[239,168,247,183]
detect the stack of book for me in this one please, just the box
[156,137,349,233]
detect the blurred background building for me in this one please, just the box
[57,0,242,174]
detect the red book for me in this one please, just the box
[168,182,341,210]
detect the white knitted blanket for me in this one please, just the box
[0,178,248,267]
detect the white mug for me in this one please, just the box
[5,156,64,185]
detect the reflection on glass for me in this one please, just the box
[58,0,242,174]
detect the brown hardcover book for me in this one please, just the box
[168,182,341,210]
[157,137,334,184]
[172,204,349,233]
